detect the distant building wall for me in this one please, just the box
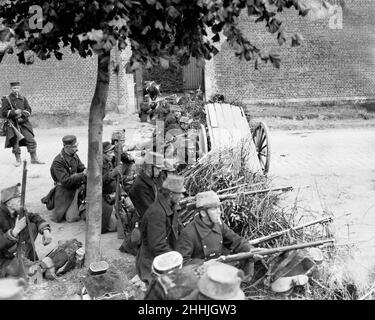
[0,46,136,115]
[205,0,375,105]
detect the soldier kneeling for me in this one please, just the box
[0,184,52,278]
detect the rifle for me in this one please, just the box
[215,239,335,263]
[179,186,294,224]
[6,119,25,141]
[16,160,37,278]
[248,216,333,246]
[180,185,293,207]
[114,130,126,239]
[5,95,25,141]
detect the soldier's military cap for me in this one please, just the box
[103,141,115,153]
[196,190,220,209]
[62,135,77,146]
[10,81,20,87]
[162,174,185,193]
[1,183,21,204]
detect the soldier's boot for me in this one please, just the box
[14,154,22,167]
[30,152,45,164]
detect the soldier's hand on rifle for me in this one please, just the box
[12,216,27,237]
[250,247,264,261]
[82,169,87,175]
[42,229,52,246]
[14,109,22,116]
[111,165,123,178]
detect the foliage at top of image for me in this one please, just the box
[1,0,308,68]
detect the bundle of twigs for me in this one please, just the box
[180,141,347,300]
[180,141,302,246]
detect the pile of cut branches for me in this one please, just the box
[181,140,301,245]
[180,141,370,300]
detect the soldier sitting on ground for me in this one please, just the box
[0,184,52,278]
[50,135,86,223]
[136,175,185,285]
[176,191,254,274]
[128,151,166,220]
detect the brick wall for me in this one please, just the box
[0,46,132,115]
[206,0,375,104]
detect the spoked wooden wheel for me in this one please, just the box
[252,121,271,174]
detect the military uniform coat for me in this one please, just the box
[50,149,86,222]
[128,171,158,219]
[0,204,50,277]
[176,215,252,265]
[102,156,116,233]
[1,93,35,149]
[136,193,179,283]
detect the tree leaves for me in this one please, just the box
[212,33,220,42]
[159,56,169,69]
[0,0,306,70]
[41,22,54,34]
[87,29,104,42]
[291,33,303,47]
[267,18,282,34]
[277,30,286,46]
[154,20,164,30]
[167,6,180,18]
[269,49,281,68]
[108,17,128,29]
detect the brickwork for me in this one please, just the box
[0,46,133,115]
[206,0,375,104]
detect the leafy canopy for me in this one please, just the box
[0,0,309,69]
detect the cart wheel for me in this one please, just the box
[198,124,208,156]
[252,121,271,174]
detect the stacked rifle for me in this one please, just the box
[178,184,336,263]
[179,185,294,226]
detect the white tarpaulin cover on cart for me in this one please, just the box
[205,103,262,172]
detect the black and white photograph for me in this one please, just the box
[0,0,374,304]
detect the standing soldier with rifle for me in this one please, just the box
[0,161,52,278]
[1,81,45,166]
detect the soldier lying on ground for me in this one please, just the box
[0,184,52,278]
[50,135,86,223]
[136,175,185,285]
[176,190,255,279]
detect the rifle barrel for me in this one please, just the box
[248,216,333,245]
[20,160,27,212]
[219,186,293,200]
[115,140,122,218]
[216,239,335,263]
[179,186,293,207]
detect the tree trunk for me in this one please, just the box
[85,51,111,266]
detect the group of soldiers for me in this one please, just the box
[0,81,251,300]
